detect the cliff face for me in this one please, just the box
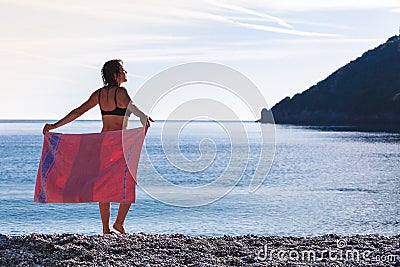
[259,35,400,125]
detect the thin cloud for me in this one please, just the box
[284,19,352,30]
[276,38,382,44]
[1,35,194,51]
[211,38,381,47]
[204,1,341,38]
[30,46,298,64]
[74,45,336,63]
[229,0,400,12]
[4,50,145,78]
[1,0,344,38]
[231,21,341,37]
[0,0,194,25]
[208,0,293,28]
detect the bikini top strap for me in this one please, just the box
[98,89,101,106]
[114,87,119,108]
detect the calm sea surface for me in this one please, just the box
[0,120,398,236]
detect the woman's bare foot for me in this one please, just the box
[112,223,126,234]
[103,227,111,235]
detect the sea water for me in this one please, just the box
[0,120,398,236]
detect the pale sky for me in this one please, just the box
[1,0,399,120]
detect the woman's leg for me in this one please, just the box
[113,203,131,234]
[99,202,111,234]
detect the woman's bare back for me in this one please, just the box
[98,86,130,132]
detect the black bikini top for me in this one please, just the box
[98,87,132,117]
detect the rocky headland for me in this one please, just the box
[258,35,400,126]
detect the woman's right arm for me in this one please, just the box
[42,90,98,134]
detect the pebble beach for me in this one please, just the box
[0,233,399,266]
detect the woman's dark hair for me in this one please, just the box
[101,59,123,86]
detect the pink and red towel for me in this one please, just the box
[34,127,147,204]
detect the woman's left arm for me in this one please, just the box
[117,87,154,127]
[43,90,98,134]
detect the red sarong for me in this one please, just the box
[34,127,147,203]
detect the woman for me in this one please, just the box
[43,59,153,235]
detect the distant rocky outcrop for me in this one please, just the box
[257,35,400,125]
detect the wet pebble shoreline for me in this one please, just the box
[0,233,399,266]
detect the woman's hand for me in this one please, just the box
[42,123,57,134]
[140,116,154,128]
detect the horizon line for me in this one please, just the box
[0,119,259,123]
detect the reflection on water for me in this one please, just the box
[0,121,398,236]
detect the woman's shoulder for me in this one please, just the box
[116,86,128,91]
[95,86,106,92]
[95,86,112,94]
[116,86,129,95]
[115,86,131,101]
[90,87,102,96]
